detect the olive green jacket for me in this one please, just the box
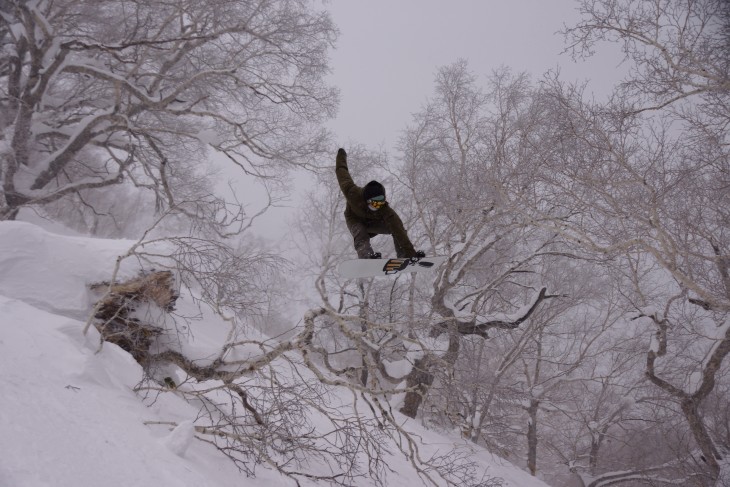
[336,150,416,257]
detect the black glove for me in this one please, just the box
[337,148,346,158]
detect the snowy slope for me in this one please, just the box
[0,221,551,487]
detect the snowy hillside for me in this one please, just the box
[0,221,551,487]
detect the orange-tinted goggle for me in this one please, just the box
[368,196,386,209]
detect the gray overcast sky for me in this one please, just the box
[237,1,626,240]
[324,0,624,151]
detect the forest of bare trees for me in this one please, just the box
[2,0,728,486]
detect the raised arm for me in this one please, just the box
[335,148,360,200]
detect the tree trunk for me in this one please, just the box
[680,397,722,479]
[358,281,369,386]
[526,399,539,476]
[401,288,552,419]
[400,354,436,418]
[400,319,462,418]
[645,316,729,482]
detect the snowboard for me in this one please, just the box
[338,255,447,279]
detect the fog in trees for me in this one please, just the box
[1,0,727,486]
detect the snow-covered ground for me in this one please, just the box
[0,221,551,487]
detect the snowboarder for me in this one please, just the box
[336,148,424,260]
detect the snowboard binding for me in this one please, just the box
[339,255,445,279]
[382,255,435,275]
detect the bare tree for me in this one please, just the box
[394,62,561,419]
[0,0,337,223]
[95,149,501,486]
[86,214,416,485]
[564,0,729,118]
[511,0,730,482]
[511,261,623,477]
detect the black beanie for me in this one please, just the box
[363,181,386,201]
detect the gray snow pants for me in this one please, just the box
[346,219,407,259]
